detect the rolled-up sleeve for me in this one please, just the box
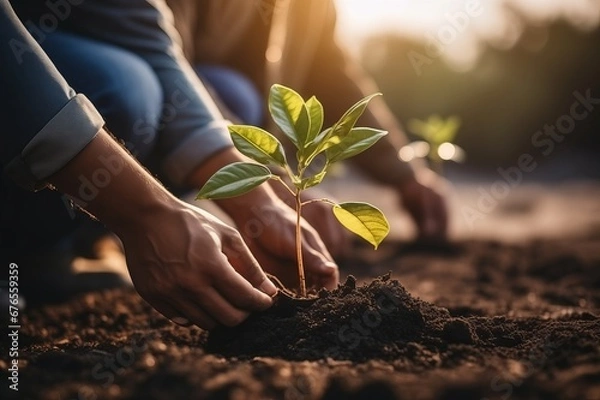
[33,0,234,186]
[0,0,104,190]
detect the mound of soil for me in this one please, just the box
[2,239,600,400]
[208,275,454,362]
[207,274,599,371]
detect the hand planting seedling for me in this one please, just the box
[401,115,465,175]
[197,84,390,297]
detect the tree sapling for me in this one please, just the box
[401,115,465,175]
[197,84,390,297]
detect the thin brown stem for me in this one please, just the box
[270,175,296,197]
[295,189,307,297]
[301,198,337,207]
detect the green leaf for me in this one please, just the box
[325,127,388,163]
[229,125,287,166]
[407,118,433,142]
[196,162,272,200]
[303,128,331,166]
[332,202,389,249]
[432,116,461,144]
[330,93,381,141]
[408,115,461,146]
[305,96,324,145]
[268,84,310,149]
[303,93,381,166]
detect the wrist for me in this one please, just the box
[106,191,182,237]
[353,147,415,187]
[397,173,420,192]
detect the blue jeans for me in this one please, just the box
[42,31,264,162]
[1,30,263,255]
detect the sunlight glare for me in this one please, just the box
[335,0,600,68]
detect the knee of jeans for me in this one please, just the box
[230,80,263,126]
[196,66,264,126]
[100,61,163,161]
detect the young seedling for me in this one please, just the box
[402,115,465,175]
[197,84,390,297]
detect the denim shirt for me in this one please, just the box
[1,0,232,190]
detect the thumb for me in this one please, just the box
[222,230,278,297]
[301,235,339,289]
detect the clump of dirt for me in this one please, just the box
[207,274,453,362]
[207,275,479,364]
[3,239,600,400]
[207,273,600,373]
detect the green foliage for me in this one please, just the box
[299,168,327,190]
[405,115,464,172]
[302,93,382,166]
[196,162,272,200]
[325,127,388,163]
[408,115,461,148]
[305,96,324,145]
[269,84,310,149]
[198,84,391,295]
[332,202,389,249]
[229,125,287,166]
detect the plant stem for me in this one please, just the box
[295,189,307,297]
[302,198,337,207]
[432,157,444,177]
[271,176,296,197]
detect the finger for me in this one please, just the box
[166,296,219,330]
[210,254,275,312]
[150,299,215,330]
[420,191,448,241]
[247,240,299,289]
[146,299,183,323]
[330,224,351,259]
[316,218,346,258]
[414,188,438,239]
[189,286,251,327]
[302,206,340,254]
[436,193,449,237]
[313,256,340,289]
[301,230,339,289]
[221,230,278,296]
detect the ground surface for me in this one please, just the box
[2,183,600,400]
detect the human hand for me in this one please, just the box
[188,148,339,291]
[116,200,277,330]
[221,189,340,291]
[48,132,277,331]
[397,169,448,242]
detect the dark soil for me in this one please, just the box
[2,237,600,400]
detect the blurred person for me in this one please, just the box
[1,0,338,317]
[165,0,449,253]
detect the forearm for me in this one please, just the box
[25,0,235,187]
[307,62,415,186]
[49,129,178,234]
[0,0,102,190]
[351,95,416,186]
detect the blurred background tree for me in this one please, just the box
[336,0,600,180]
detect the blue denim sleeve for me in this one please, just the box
[0,0,104,190]
[42,0,233,186]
